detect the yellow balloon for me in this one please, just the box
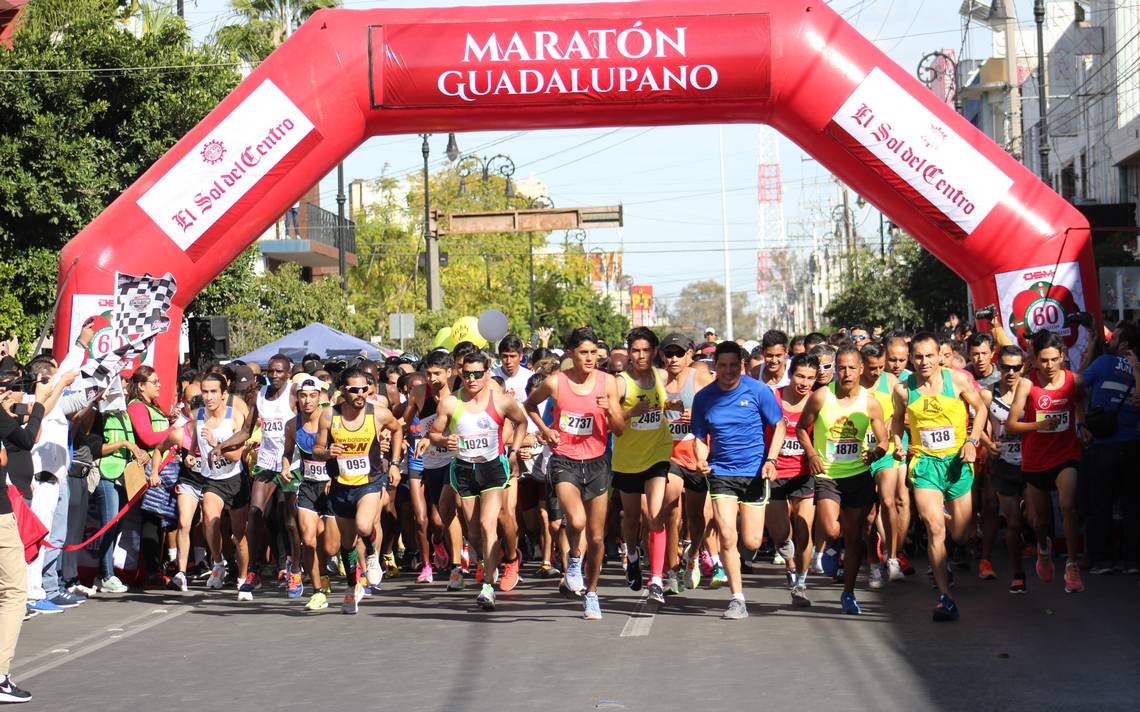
[450,316,487,348]
[430,326,455,350]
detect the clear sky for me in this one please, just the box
[180,0,1045,316]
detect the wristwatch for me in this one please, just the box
[764,458,777,465]
[965,437,979,446]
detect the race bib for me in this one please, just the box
[779,436,804,457]
[825,439,860,462]
[632,409,663,431]
[1036,409,1070,432]
[261,418,285,434]
[1000,439,1022,463]
[865,430,877,448]
[337,455,370,476]
[459,432,492,455]
[919,426,955,450]
[667,419,691,441]
[559,411,594,436]
[302,459,328,481]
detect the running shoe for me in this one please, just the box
[1123,565,1140,575]
[447,566,465,592]
[647,582,665,604]
[238,573,256,602]
[978,559,998,580]
[840,591,861,615]
[772,551,786,566]
[191,560,212,581]
[869,565,884,590]
[564,556,585,595]
[809,552,825,575]
[932,593,959,622]
[384,553,400,579]
[500,557,520,592]
[365,553,383,588]
[305,591,328,610]
[625,555,643,591]
[1009,576,1027,594]
[1089,561,1117,575]
[168,571,188,592]
[207,562,226,592]
[416,564,434,584]
[665,569,682,595]
[686,562,701,591]
[143,573,169,590]
[886,558,904,582]
[287,572,304,599]
[342,583,365,614]
[722,597,748,620]
[433,543,449,571]
[699,550,714,577]
[475,560,485,585]
[68,581,97,597]
[97,576,129,593]
[47,592,83,608]
[710,564,728,589]
[477,583,496,610]
[1036,553,1055,583]
[26,599,64,615]
[1064,562,1084,593]
[897,551,916,576]
[0,675,32,704]
[535,562,561,579]
[791,585,811,608]
[583,592,602,620]
[320,576,332,594]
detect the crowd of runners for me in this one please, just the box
[5,315,1139,644]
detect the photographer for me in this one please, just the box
[1082,322,1140,575]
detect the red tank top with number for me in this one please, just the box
[773,391,809,479]
[551,370,608,460]
[1022,369,1081,472]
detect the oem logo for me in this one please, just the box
[200,140,226,165]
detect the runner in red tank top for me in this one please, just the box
[1004,330,1090,594]
[765,353,819,608]
[525,327,624,620]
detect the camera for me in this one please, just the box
[1065,311,1094,328]
[974,304,997,321]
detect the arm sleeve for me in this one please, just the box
[59,391,91,416]
[128,401,174,448]
[0,403,45,451]
[690,393,709,441]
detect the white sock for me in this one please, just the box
[731,592,745,601]
[193,547,207,565]
[167,548,177,562]
[650,575,663,586]
[711,555,722,566]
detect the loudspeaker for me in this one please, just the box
[189,316,229,368]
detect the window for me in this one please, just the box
[1116,4,1140,127]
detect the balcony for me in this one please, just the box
[258,203,358,278]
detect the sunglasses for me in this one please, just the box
[852,335,868,342]
[999,363,1023,372]
[662,350,686,359]
[819,362,834,371]
[345,385,369,394]
[461,370,486,380]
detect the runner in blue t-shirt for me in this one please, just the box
[690,341,784,620]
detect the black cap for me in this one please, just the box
[231,364,256,392]
[660,333,694,352]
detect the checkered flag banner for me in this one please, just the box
[79,272,178,389]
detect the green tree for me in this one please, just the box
[0,0,240,357]
[666,280,759,340]
[214,0,338,64]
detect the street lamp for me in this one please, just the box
[523,194,553,336]
[421,131,459,310]
[456,154,517,201]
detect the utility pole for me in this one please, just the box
[422,134,443,310]
[336,163,347,291]
[718,127,734,341]
[1001,0,1023,160]
[1035,0,1051,187]
[176,0,184,18]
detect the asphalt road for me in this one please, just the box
[13,552,1140,711]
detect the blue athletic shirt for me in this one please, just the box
[690,375,783,478]
[1082,354,1140,443]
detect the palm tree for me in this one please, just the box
[214,0,337,64]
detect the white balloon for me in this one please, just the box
[477,309,510,343]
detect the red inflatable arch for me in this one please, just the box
[57,0,1097,404]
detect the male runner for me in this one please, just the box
[429,352,529,610]
[891,332,987,621]
[768,353,818,607]
[881,333,914,576]
[1004,330,1088,594]
[979,345,1029,593]
[662,334,718,590]
[798,345,887,615]
[966,333,1001,579]
[312,367,403,614]
[491,335,533,590]
[859,342,900,588]
[281,376,339,610]
[180,373,252,599]
[611,327,678,604]
[809,345,836,389]
[691,341,785,620]
[525,327,624,620]
[757,330,790,391]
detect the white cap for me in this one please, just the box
[704,326,717,335]
[295,376,327,392]
[742,340,760,355]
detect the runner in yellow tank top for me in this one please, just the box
[797,345,887,615]
[889,332,986,622]
[858,343,904,587]
[612,327,681,604]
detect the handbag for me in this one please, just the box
[1084,378,1135,439]
[121,459,148,500]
